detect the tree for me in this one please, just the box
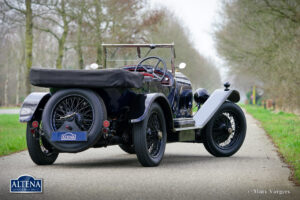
[67,0,164,67]
[74,1,85,69]
[4,0,33,95]
[215,0,300,110]
[0,0,219,106]
[34,0,73,69]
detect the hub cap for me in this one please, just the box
[212,111,240,149]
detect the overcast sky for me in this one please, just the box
[150,0,227,79]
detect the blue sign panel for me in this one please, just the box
[10,175,42,193]
[51,131,87,142]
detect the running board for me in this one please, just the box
[174,126,202,132]
[173,118,202,131]
[173,118,202,141]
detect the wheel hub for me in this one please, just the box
[158,131,163,140]
[212,111,239,149]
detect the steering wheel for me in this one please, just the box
[134,56,167,81]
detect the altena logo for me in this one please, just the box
[61,132,76,141]
[10,175,42,193]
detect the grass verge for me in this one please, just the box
[0,114,26,156]
[0,106,20,109]
[242,105,300,184]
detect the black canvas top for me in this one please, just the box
[30,68,144,88]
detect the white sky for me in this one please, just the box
[149,0,227,79]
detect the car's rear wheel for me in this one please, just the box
[26,121,59,165]
[203,102,246,157]
[133,103,167,167]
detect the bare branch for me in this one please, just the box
[33,25,59,40]
[263,0,298,23]
[4,0,26,14]
[35,15,63,28]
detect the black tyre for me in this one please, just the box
[42,89,107,152]
[133,103,167,167]
[26,121,59,165]
[119,144,135,154]
[203,102,246,157]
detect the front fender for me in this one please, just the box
[130,93,174,132]
[19,92,51,122]
[193,89,240,128]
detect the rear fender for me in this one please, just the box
[193,89,240,128]
[19,92,51,122]
[130,93,174,133]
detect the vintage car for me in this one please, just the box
[19,44,246,167]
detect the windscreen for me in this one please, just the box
[104,46,173,70]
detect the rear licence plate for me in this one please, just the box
[51,132,87,142]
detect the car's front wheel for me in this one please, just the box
[133,103,167,167]
[203,102,246,157]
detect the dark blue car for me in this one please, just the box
[20,44,246,167]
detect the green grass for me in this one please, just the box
[0,106,20,109]
[0,114,26,156]
[242,105,300,183]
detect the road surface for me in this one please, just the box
[0,109,20,114]
[0,112,299,200]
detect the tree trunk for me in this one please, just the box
[56,0,68,69]
[96,44,102,65]
[76,6,84,69]
[56,39,64,69]
[16,39,25,106]
[95,0,102,65]
[25,0,33,95]
[56,29,68,69]
[16,67,20,105]
[4,66,9,106]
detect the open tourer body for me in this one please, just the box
[20,44,246,167]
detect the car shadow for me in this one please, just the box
[53,153,257,169]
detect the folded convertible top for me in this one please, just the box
[30,68,144,88]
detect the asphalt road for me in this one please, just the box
[0,112,299,200]
[0,109,20,114]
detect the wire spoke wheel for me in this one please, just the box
[212,111,239,150]
[146,112,162,157]
[133,103,167,167]
[52,95,94,132]
[203,102,246,157]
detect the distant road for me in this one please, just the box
[0,109,20,114]
[0,112,299,200]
